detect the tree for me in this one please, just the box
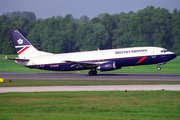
[151,7,171,48]
[79,15,89,24]
[5,11,36,21]
[91,17,100,24]
[113,13,131,48]
[86,23,109,50]
[22,11,36,21]
[171,9,180,53]
[100,13,117,49]
[0,6,180,54]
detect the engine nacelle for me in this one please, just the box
[98,61,116,71]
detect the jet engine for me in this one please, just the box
[97,61,117,71]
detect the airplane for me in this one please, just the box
[6,30,177,75]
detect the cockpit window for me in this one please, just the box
[161,49,169,53]
[165,49,169,52]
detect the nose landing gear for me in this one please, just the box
[157,62,166,71]
[157,66,161,71]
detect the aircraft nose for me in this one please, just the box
[172,53,177,59]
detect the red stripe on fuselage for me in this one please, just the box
[137,57,147,63]
[17,46,30,55]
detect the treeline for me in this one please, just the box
[4,11,36,21]
[0,6,180,54]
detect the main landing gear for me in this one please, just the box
[88,69,97,75]
[157,62,166,71]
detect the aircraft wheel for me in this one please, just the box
[88,71,93,75]
[157,67,161,71]
[88,70,97,75]
[93,70,97,75]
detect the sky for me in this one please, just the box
[0,0,180,19]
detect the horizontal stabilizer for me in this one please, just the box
[5,56,29,62]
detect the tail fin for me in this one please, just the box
[10,30,52,58]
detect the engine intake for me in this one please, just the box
[98,61,116,71]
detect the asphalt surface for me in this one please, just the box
[1,85,180,93]
[0,72,180,81]
[1,72,180,93]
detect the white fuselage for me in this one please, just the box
[17,47,175,67]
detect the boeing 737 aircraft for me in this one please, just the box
[7,30,177,75]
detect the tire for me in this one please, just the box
[157,67,161,71]
[93,70,97,75]
[88,71,93,75]
[88,70,97,75]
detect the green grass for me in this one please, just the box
[0,91,180,120]
[0,55,180,74]
[1,55,180,120]
[1,79,180,87]
[0,55,55,73]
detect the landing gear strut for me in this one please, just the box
[88,69,97,75]
[157,62,166,71]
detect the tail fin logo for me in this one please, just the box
[17,46,30,55]
[17,39,23,44]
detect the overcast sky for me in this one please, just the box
[0,0,180,19]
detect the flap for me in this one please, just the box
[65,60,99,69]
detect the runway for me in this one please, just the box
[0,72,180,81]
[1,85,180,93]
[1,72,180,92]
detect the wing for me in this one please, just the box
[65,60,99,69]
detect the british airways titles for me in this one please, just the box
[115,49,147,54]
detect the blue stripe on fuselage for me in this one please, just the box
[27,54,176,71]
